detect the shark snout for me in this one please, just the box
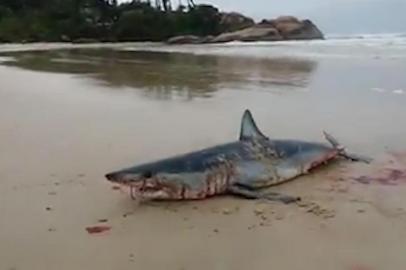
[105,171,131,182]
[105,171,145,184]
[105,172,119,182]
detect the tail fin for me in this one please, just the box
[323,131,372,164]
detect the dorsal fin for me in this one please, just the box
[239,109,267,140]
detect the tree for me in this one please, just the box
[0,0,222,42]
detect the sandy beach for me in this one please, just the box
[1,41,406,270]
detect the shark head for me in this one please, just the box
[105,162,191,200]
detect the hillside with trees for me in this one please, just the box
[0,0,222,42]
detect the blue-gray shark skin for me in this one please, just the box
[105,110,369,203]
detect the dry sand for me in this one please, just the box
[1,46,406,270]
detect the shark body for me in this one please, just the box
[106,110,369,203]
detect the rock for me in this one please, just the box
[219,12,255,32]
[274,15,301,24]
[272,17,324,40]
[166,35,203,45]
[71,38,99,44]
[200,35,215,43]
[211,15,323,43]
[212,25,282,43]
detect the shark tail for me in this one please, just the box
[323,131,372,164]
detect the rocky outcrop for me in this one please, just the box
[211,25,282,43]
[166,15,324,44]
[219,12,255,33]
[259,16,324,40]
[167,35,203,44]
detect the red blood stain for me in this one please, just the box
[353,168,406,186]
[86,225,111,234]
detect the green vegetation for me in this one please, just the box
[0,0,222,43]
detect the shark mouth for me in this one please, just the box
[125,179,178,200]
[129,185,167,200]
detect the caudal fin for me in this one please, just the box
[323,131,372,164]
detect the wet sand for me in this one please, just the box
[1,44,406,270]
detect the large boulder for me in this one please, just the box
[166,14,324,44]
[268,16,324,40]
[211,25,282,43]
[219,12,255,32]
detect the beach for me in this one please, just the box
[1,37,406,270]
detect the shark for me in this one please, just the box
[105,109,370,204]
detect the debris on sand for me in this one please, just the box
[98,219,108,223]
[111,186,121,190]
[296,200,312,208]
[275,213,285,220]
[122,212,133,218]
[300,201,336,219]
[129,253,135,263]
[222,208,232,215]
[85,225,111,234]
[253,206,266,216]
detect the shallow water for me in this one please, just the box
[1,43,405,160]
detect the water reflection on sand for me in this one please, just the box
[0,49,317,100]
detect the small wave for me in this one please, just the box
[393,89,404,95]
[326,32,406,40]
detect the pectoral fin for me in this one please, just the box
[228,185,300,204]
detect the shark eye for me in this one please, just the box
[142,171,153,178]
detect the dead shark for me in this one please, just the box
[105,109,370,203]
